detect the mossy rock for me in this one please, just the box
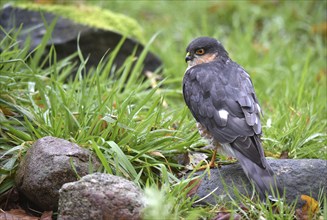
[0,3,162,74]
[14,3,145,42]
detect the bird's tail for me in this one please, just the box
[233,150,282,201]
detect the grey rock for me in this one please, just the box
[193,159,326,206]
[0,5,162,75]
[58,173,144,220]
[15,136,100,211]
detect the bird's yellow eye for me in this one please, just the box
[195,48,205,55]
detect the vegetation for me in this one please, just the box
[0,0,326,219]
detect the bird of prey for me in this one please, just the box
[182,36,281,200]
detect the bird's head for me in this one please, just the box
[185,37,229,67]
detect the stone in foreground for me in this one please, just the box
[15,136,100,210]
[58,173,144,220]
[193,159,326,206]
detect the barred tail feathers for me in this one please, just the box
[233,149,281,200]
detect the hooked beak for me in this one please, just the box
[185,52,192,62]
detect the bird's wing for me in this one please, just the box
[183,60,266,168]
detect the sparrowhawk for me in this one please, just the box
[182,36,281,200]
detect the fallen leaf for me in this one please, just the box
[40,211,52,220]
[99,115,108,130]
[264,151,280,158]
[185,152,208,170]
[212,209,241,220]
[301,195,319,213]
[0,106,16,116]
[295,208,307,220]
[149,151,172,173]
[300,195,319,219]
[0,209,39,220]
[280,150,289,159]
[185,177,202,197]
[239,203,249,212]
[212,212,232,220]
[149,151,165,158]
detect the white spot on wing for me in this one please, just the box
[218,109,229,121]
[256,103,261,113]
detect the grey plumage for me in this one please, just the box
[183,37,281,200]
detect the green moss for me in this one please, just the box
[14,3,144,42]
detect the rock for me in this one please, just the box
[58,173,144,220]
[15,136,100,211]
[0,4,162,75]
[193,159,326,206]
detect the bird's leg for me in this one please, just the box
[208,149,218,168]
[195,149,218,171]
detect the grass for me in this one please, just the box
[0,0,326,219]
